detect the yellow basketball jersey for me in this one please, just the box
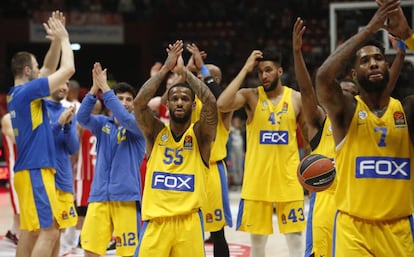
[142,124,208,220]
[311,118,337,194]
[335,96,414,220]
[210,112,230,162]
[242,86,304,202]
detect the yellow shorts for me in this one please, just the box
[333,212,414,257]
[136,210,205,257]
[14,168,59,231]
[237,199,306,235]
[202,160,232,232]
[81,201,140,256]
[305,191,336,257]
[56,189,78,229]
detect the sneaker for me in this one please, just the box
[107,239,116,251]
[204,235,213,244]
[5,230,18,245]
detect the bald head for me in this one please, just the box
[205,64,222,84]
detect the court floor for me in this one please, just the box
[0,185,309,257]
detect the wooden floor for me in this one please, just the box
[0,184,309,257]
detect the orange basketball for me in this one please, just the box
[297,154,336,192]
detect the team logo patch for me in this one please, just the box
[281,102,288,113]
[358,110,368,120]
[102,125,111,134]
[281,214,287,224]
[62,211,68,220]
[183,135,193,149]
[161,133,168,142]
[261,101,268,109]
[206,213,213,223]
[393,111,406,125]
[115,236,122,247]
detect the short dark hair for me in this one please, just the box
[167,82,195,101]
[258,47,283,66]
[113,82,136,98]
[11,51,34,77]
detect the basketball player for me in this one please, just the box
[133,40,217,257]
[77,63,146,257]
[315,1,414,256]
[293,16,406,257]
[217,48,306,256]
[1,113,19,245]
[7,11,75,257]
[186,42,233,257]
[44,82,79,255]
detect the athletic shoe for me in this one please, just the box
[107,239,116,251]
[5,230,18,245]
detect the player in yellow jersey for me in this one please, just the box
[186,42,233,257]
[217,46,306,256]
[133,40,217,257]
[315,1,414,256]
[293,16,405,257]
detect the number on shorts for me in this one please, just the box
[122,232,136,246]
[287,208,305,223]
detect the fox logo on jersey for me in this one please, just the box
[356,157,410,179]
[260,130,288,145]
[152,171,195,192]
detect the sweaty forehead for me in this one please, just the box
[357,45,381,58]
[258,60,278,70]
[169,86,192,97]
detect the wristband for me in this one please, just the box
[397,40,406,51]
[200,65,210,77]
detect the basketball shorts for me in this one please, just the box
[237,199,306,234]
[305,191,336,257]
[56,189,78,229]
[81,201,141,256]
[135,210,205,257]
[14,168,59,231]
[333,212,414,257]
[202,160,233,232]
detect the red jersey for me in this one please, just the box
[2,134,19,214]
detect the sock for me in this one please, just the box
[250,234,268,257]
[285,232,304,257]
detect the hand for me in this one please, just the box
[58,105,75,125]
[150,62,162,77]
[293,17,306,53]
[43,11,68,42]
[186,43,206,71]
[172,55,185,75]
[367,0,400,34]
[164,40,184,71]
[92,62,110,92]
[243,50,263,73]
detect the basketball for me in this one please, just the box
[297,154,336,192]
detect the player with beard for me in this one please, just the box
[217,48,306,257]
[133,40,217,257]
[315,1,414,256]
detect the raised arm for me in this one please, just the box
[40,11,65,77]
[293,17,326,140]
[184,66,218,165]
[217,50,262,113]
[385,35,406,95]
[315,1,399,143]
[45,13,75,95]
[134,40,183,152]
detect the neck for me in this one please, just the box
[14,77,28,86]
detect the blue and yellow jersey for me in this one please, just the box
[142,124,208,220]
[242,86,304,202]
[335,96,414,220]
[7,78,56,171]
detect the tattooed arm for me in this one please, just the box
[185,68,218,165]
[134,40,183,154]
